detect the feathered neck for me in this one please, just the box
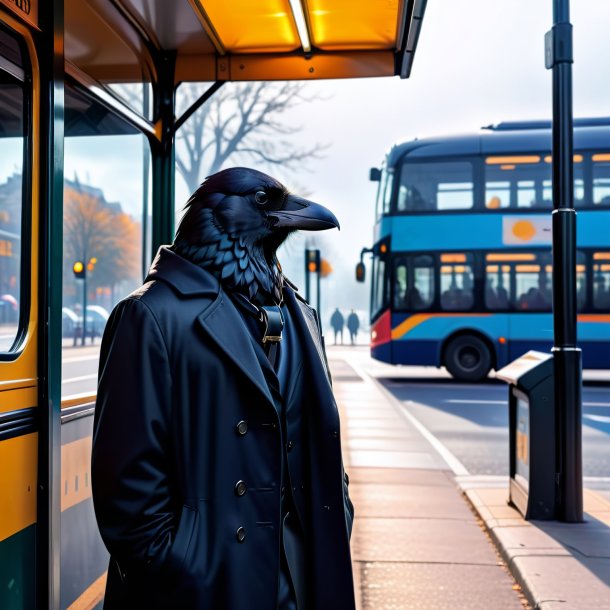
[172,208,284,306]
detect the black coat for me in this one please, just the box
[92,247,355,609]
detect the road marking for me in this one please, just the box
[446,399,506,405]
[344,359,471,476]
[397,403,470,475]
[62,374,98,384]
[583,414,610,424]
[62,354,100,363]
[584,402,610,407]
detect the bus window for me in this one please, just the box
[485,156,552,209]
[485,263,511,310]
[372,256,388,317]
[382,169,394,215]
[440,254,474,310]
[593,253,610,310]
[0,27,27,352]
[393,255,434,311]
[514,254,552,310]
[397,161,473,212]
[592,154,610,206]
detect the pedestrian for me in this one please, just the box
[347,309,360,345]
[330,307,345,345]
[92,168,355,610]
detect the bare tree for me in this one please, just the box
[175,81,329,193]
[63,183,141,303]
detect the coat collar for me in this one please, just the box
[145,246,219,296]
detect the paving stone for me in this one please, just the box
[355,561,525,610]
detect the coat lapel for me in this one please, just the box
[197,293,277,410]
[283,287,332,391]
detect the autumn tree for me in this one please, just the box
[175,81,329,193]
[63,183,141,303]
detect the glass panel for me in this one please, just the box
[62,95,151,397]
[592,154,610,206]
[593,255,610,310]
[485,155,585,209]
[440,254,474,311]
[0,28,25,353]
[485,264,511,310]
[372,256,387,317]
[65,0,153,120]
[397,161,473,212]
[382,169,394,215]
[393,255,434,311]
[309,0,399,50]
[203,0,300,52]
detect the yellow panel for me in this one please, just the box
[0,433,37,541]
[307,0,400,50]
[61,437,93,511]
[0,384,37,414]
[201,0,300,52]
[486,155,541,165]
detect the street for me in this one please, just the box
[380,377,610,479]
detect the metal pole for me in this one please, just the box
[304,248,311,302]
[81,273,87,347]
[546,0,583,522]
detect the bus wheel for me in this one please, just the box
[443,335,492,382]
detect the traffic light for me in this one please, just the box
[306,249,320,273]
[73,261,86,279]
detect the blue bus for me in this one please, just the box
[362,118,610,381]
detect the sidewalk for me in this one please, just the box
[328,348,610,609]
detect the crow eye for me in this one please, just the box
[254,191,268,205]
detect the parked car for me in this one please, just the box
[86,305,110,337]
[62,307,80,338]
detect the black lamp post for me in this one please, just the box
[546,0,583,522]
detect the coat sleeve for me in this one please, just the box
[92,296,178,578]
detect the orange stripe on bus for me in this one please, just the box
[66,572,107,610]
[61,437,93,511]
[577,314,610,323]
[391,313,492,340]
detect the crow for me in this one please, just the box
[171,167,339,306]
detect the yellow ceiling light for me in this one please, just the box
[487,253,536,262]
[440,253,466,263]
[201,0,300,53]
[544,154,583,163]
[593,153,610,162]
[486,156,541,165]
[289,0,311,52]
[307,0,399,50]
[593,252,610,261]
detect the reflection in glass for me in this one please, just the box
[62,131,151,396]
[0,34,25,353]
[398,161,473,212]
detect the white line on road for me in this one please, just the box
[584,414,610,424]
[62,374,98,384]
[62,354,100,363]
[583,402,610,407]
[397,404,470,476]
[445,399,506,405]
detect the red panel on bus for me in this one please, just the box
[371,309,391,347]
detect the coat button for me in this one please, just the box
[286,441,294,452]
[331,430,339,439]
[236,420,248,436]
[234,480,247,496]
[236,527,246,543]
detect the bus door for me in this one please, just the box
[0,13,38,610]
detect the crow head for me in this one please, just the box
[172,167,339,305]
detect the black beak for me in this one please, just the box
[269,195,340,231]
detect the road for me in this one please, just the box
[379,376,610,478]
[61,341,101,397]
